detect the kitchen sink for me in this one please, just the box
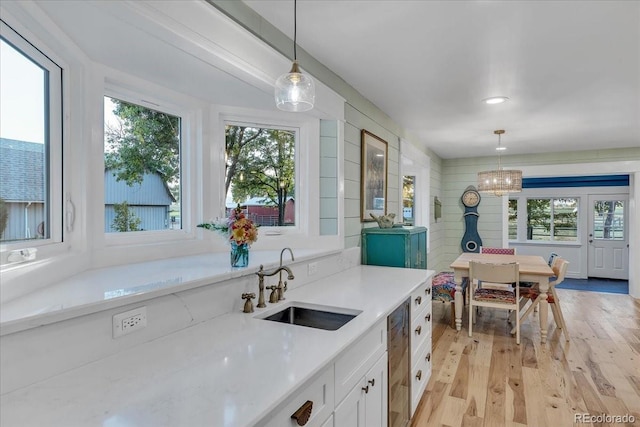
[259,303,361,331]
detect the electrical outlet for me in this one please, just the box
[113,307,147,338]
[308,262,318,276]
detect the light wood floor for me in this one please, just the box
[412,289,640,426]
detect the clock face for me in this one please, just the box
[462,190,480,207]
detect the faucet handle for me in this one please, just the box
[266,285,279,303]
[241,293,256,313]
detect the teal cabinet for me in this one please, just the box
[361,226,427,269]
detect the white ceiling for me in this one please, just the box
[244,0,640,159]
[23,1,640,160]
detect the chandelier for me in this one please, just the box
[477,130,522,196]
[274,0,315,112]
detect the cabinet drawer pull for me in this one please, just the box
[415,296,422,305]
[415,325,422,335]
[368,379,375,387]
[425,287,431,295]
[425,313,431,322]
[291,400,313,426]
[426,352,431,362]
[416,370,422,381]
[362,385,369,394]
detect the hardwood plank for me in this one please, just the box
[412,288,640,427]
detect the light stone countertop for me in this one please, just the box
[1,265,434,427]
[0,248,334,334]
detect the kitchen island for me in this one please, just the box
[1,265,434,426]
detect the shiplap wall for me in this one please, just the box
[439,147,640,273]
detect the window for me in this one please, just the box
[225,123,296,227]
[508,199,518,240]
[402,176,415,225]
[104,96,181,233]
[527,198,578,241]
[0,21,62,244]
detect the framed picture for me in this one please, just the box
[361,129,388,222]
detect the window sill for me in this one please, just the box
[0,248,337,336]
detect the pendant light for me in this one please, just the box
[477,130,522,196]
[274,0,315,112]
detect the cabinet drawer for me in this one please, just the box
[411,341,432,416]
[410,303,432,358]
[334,320,387,405]
[409,279,432,318]
[262,365,335,427]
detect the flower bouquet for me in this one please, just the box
[198,205,258,267]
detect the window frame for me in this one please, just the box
[0,19,63,254]
[102,82,197,248]
[213,106,326,250]
[223,120,301,232]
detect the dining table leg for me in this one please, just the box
[538,276,550,343]
[453,269,464,331]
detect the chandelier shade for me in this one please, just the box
[477,130,523,196]
[477,169,523,196]
[274,0,315,112]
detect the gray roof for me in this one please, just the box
[0,138,45,202]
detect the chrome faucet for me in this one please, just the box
[277,248,295,301]
[255,264,295,308]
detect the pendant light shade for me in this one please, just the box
[275,0,315,112]
[477,130,523,196]
[275,60,315,112]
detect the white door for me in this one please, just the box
[587,195,629,279]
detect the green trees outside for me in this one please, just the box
[225,125,295,226]
[104,99,180,198]
[112,201,141,232]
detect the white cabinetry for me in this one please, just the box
[334,352,388,427]
[261,365,335,427]
[409,277,432,415]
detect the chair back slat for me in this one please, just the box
[550,258,569,287]
[470,261,519,285]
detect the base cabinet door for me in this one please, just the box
[334,352,388,427]
[334,376,366,427]
[364,352,388,427]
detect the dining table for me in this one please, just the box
[450,252,555,343]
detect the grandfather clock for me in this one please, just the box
[460,185,482,252]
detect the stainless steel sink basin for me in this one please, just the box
[259,303,361,331]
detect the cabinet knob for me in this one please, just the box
[362,385,369,394]
[426,352,431,362]
[416,370,422,381]
[415,296,422,305]
[415,325,422,335]
[425,313,431,322]
[291,400,313,426]
[425,287,431,295]
[368,379,375,387]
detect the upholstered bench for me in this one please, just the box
[432,271,467,328]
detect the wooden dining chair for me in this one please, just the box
[479,247,516,255]
[515,258,570,341]
[468,261,520,344]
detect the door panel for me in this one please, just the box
[587,195,629,279]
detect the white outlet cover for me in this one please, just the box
[113,307,147,338]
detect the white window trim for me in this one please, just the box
[212,105,340,251]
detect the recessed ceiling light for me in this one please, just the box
[495,146,507,151]
[482,96,509,105]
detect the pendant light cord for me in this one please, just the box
[293,0,297,61]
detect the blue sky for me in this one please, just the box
[0,38,45,144]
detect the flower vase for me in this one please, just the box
[230,242,249,268]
